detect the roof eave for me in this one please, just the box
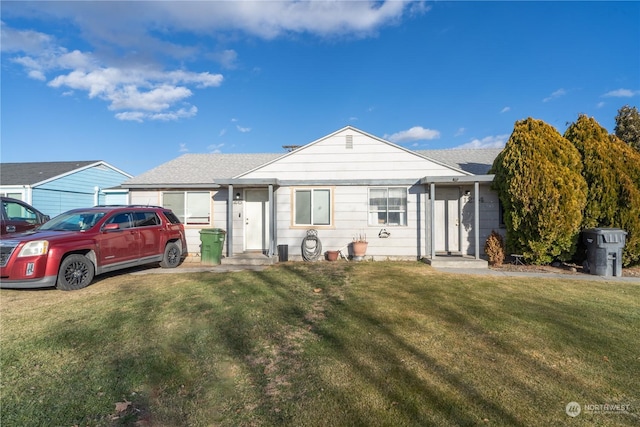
[420,174,495,184]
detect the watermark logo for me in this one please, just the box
[566,402,581,417]
[566,401,632,417]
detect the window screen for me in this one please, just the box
[163,192,210,225]
[294,189,331,226]
[368,187,407,226]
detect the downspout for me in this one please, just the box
[93,186,100,206]
[227,184,234,258]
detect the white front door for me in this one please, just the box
[245,189,269,251]
[434,188,460,253]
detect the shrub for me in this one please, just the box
[564,114,640,266]
[484,230,506,266]
[491,118,587,264]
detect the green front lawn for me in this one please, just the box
[1,262,638,426]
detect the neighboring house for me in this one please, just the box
[122,127,503,267]
[0,161,132,217]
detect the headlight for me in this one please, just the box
[18,240,49,257]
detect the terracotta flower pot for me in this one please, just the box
[352,241,368,258]
[326,250,339,261]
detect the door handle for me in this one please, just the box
[6,225,16,233]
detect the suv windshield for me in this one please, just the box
[40,212,106,232]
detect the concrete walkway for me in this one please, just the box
[432,267,640,282]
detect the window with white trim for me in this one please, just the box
[163,191,211,225]
[294,188,331,226]
[368,187,407,226]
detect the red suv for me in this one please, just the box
[0,205,187,291]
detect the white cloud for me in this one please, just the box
[455,134,509,149]
[27,69,46,81]
[596,101,605,108]
[543,88,566,102]
[2,1,425,121]
[149,106,198,121]
[149,1,426,39]
[210,49,238,69]
[236,125,251,133]
[500,106,510,113]
[108,85,193,112]
[0,22,54,53]
[602,88,639,98]
[385,126,440,143]
[3,19,223,122]
[115,106,198,122]
[454,127,465,137]
[114,111,145,122]
[179,143,189,153]
[208,143,224,153]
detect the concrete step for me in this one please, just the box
[221,252,278,266]
[424,256,488,269]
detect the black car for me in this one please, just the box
[0,197,50,235]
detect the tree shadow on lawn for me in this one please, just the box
[14,264,637,426]
[261,265,639,426]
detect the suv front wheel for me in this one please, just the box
[57,254,95,291]
[160,242,182,268]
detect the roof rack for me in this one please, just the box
[93,204,165,209]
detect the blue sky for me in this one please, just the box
[2,1,639,176]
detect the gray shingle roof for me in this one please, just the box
[122,148,502,188]
[0,161,102,186]
[418,148,502,175]
[122,153,283,186]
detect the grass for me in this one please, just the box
[1,262,638,426]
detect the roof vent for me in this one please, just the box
[346,135,353,149]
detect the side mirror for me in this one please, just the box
[103,223,120,231]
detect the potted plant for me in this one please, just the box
[325,250,339,261]
[351,232,368,261]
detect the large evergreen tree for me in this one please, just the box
[563,115,618,228]
[614,105,640,151]
[565,115,640,266]
[491,118,587,264]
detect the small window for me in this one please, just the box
[368,187,407,226]
[294,188,331,226]
[163,191,210,225]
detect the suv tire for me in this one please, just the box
[57,254,95,291]
[160,242,182,268]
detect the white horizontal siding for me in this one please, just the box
[274,185,427,260]
[242,129,463,181]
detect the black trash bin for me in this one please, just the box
[582,228,627,277]
[277,244,289,262]
[200,228,226,265]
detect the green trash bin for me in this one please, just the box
[200,228,226,265]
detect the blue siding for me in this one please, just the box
[32,164,130,217]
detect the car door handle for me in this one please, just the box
[6,225,16,233]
